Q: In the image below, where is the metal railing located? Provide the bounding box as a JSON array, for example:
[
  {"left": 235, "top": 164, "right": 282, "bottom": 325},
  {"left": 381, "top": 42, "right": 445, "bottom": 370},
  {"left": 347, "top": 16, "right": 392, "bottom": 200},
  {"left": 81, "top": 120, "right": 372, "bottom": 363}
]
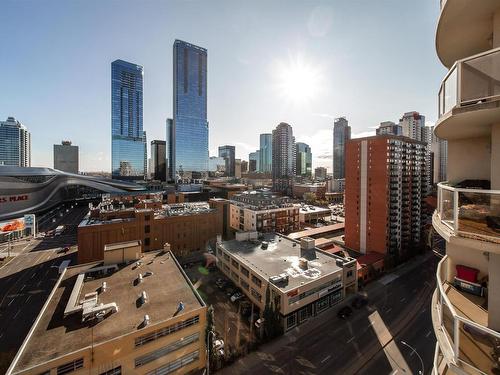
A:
[
  {"left": 435, "top": 256, "right": 500, "bottom": 374},
  {"left": 438, "top": 46, "right": 500, "bottom": 118},
  {"left": 436, "top": 182, "right": 500, "bottom": 243}
]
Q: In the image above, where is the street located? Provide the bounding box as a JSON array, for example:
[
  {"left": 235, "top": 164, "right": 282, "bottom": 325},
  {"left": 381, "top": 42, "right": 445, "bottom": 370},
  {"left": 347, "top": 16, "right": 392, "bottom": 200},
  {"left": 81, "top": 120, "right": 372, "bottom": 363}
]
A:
[{"left": 221, "top": 253, "right": 437, "bottom": 375}]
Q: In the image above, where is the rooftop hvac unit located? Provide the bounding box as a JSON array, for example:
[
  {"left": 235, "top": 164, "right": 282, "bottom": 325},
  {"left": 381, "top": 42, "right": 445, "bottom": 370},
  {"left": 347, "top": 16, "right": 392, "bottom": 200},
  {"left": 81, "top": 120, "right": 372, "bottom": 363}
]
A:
[
  {"left": 299, "top": 258, "right": 308, "bottom": 270},
  {"left": 269, "top": 273, "right": 289, "bottom": 285},
  {"left": 261, "top": 241, "right": 268, "bottom": 250}
]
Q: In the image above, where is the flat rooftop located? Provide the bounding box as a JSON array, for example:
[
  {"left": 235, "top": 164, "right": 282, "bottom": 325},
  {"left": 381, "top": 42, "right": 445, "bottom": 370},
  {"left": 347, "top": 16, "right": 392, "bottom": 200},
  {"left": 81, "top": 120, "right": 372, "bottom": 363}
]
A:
[
  {"left": 219, "top": 234, "right": 353, "bottom": 293},
  {"left": 288, "top": 223, "right": 345, "bottom": 240},
  {"left": 11, "top": 251, "right": 204, "bottom": 373}
]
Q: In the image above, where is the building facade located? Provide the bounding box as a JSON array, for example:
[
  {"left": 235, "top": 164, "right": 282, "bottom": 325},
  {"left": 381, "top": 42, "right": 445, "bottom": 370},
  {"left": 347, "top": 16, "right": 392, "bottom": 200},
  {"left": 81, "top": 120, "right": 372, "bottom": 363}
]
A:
[
  {"left": 272, "top": 123, "right": 295, "bottom": 195},
  {"left": 333, "top": 117, "right": 351, "bottom": 180},
  {"left": 376, "top": 121, "right": 402, "bottom": 136},
  {"left": 259, "top": 133, "right": 272, "bottom": 173},
  {"left": 111, "top": 60, "right": 146, "bottom": 180},
  {"left": 314, "top": 167, "right": 327, "bottom": 180},
  {"left": 0, "top": 116, "right": 30, "bottom": 167},
  {"left": 54, "top": 141, "right": 79, "bottom": 174},
  {"left": 151, "top": 140, "right": 166, "bottom": 181},
  {"left": 431, "top": 2, "right": 500, "bottom": 374},
  {"left": 248, "top": 151, "right": 260, "bottom": 172},
  {"left": 218, "top": 145, "right": 235, "bottom": 177},
  {"left": 173, "top": 40, "right": 208, "bottom": 180},
  {"left": 165, "top": 118, "right": 174, "bottom": 181},
  {"left": 399, "top": 111, "right": 425, "bottom": 141},
  {"left": 295, "top": 142, "right": 312, "bottom": 178},
  {"left": 344, "top": 135, "right": 427, "bottom": 263}
]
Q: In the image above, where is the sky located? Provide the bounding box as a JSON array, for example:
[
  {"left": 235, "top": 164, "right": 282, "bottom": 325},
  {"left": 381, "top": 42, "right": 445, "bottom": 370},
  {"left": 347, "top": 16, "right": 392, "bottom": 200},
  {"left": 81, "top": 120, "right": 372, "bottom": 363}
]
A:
[{"left": 0, "top": 0, "right": 445, "bottom": 172}]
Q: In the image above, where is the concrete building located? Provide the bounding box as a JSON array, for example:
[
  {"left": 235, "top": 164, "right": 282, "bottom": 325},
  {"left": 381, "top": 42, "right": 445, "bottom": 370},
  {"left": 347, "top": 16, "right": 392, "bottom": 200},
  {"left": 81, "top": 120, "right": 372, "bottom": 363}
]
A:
[
  {"left": 332, "top": 178, "right": 345, "bottom": 193},
  {"left": 314, "top": 167, "right": 327, "bottom": 181},
  {"left": 216, "top": 233, "right": 357, "bottom": 331},
  {"left": 218, "top": 145, "right": 235, "bottom": 177},
  {"left": 259, "top": 133, "right": 272, "bottom": 173},
  {"left": 431, "top": 2, "right": 500, "bottom": 374},
  {"left": 249, "top": 151, "right": 260, "bottom": 172},
  {"left": 229, "top": 191, "right": 299, "bottom": 234},
  {"left": 295, "top": 142, "right": 312, "bottom": 178},
  {"left": 344, "top": 135, "right": 427, "bottom": 263},
  {"left": 272, "top": 123, "right": 295, "bottom": 195},
  {"left": 150, "top": 140, "right": 166, "bottom": 181},
  {"left": 53, "top": 140, "right": 79, "bottom": 174},
  {"left": 235, "top": 158, "right": 242, "bottom": 178},
  {"left": 333, "top": 117, "right": 351, "bottom": 180},
  {"left": 77, "top": 198, "right": 221, "bottom": 263},
  {"left": 0, "top": 116, "right": 31, "bottom": 167},
  {"left": 399, "top": 111, "right": 425, "bottom": 141},
  {"left": 208, "top": 156, "right": 225, "bottom": 173},
  {"left": 165, "top": 118, "right": 174, "bottom": 181},
  {"left": 376, "top": 121, "right": 402, "bottom": 136},
  {"left": 6, "top": 250, "right": 207, "bottom": 375},
  {"left": 292, "top": 182, "right": 327, "bottom": 200}
]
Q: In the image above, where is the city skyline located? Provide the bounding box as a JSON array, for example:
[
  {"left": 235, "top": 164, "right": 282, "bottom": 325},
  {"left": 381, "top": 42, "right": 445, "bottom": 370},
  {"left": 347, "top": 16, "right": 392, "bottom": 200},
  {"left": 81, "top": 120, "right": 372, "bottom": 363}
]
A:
[{"left": 0, "top": 0, "right": 443, "bottom": 172}]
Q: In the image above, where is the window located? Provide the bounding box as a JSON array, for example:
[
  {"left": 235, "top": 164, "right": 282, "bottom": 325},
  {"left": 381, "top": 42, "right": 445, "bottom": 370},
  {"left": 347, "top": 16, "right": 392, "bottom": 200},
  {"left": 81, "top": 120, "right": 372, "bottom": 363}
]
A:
[
  {"left": 240, "top": 266, "right": 249, "bottom": 278},
  {"left": 145, "top": 215, "right": 150, "bottom": 221},
  {"left": 250, "top": 288, "right": 262, "bottom": 302},
  {"left": 347, "top": 270, "right": 353, "bottom": 278},
  {"left": 135, "top": 333, "right": 199, "bottom": 368},
  {"left": 135, "top": 316, "right": 199, "bottom": 347},
  {"left": 251, "top": 274, "right": 262, "bottom": 288},
  {"left": 231, "top": 259, "right": 239, "bottom": 269},
  {"left": 145, "top": 225, "right": 150, "bottom": 234},
  {"left": 99, "top": 367, "right": 122, "bottom": 375},
  {"left": 145, "top": 238, "right": 150, "bottom": 246},
  {"left": 241, "top": 280, "right": 249, "bottom": 291},
  {"left": 231, "top": 271, "right": 239, "bottom": 282},
  {"left": 223, "top": 253, "right": 230, "bottom": 261},
  {"left": 298, "top": 305, "right": 312, "bottom": 323},
  {"left": 286, "top": 314, "right": 297, "bottom": 330},
  {"left": 316, "top": 295, "right": 330, "bottom": 314},
  {"left": 57, "top": 358, "right": 84, "bottom": 375},
  {"left": 146, "top": 350, "right": 199, "bottom": 375}
]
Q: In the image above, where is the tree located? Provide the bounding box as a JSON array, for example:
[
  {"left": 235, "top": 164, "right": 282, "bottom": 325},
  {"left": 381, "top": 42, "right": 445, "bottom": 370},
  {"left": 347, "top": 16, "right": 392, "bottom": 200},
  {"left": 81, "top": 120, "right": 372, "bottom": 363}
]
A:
[
  {"left": 303, "top": 192, "right": 317, "bottom": 204},
  {"left": 206, "top": 305, "right": 216, "bottom": 369},
  {"left": 263, "top": 286, "right": 283, "bottom": 341}
]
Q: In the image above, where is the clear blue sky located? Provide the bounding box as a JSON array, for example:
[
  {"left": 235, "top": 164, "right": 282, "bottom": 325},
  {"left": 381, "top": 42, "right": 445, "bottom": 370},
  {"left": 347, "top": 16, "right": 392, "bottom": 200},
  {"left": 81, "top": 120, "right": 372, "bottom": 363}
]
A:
[{"left": 0, "top": 0, "right": 445, "bottom": 172}]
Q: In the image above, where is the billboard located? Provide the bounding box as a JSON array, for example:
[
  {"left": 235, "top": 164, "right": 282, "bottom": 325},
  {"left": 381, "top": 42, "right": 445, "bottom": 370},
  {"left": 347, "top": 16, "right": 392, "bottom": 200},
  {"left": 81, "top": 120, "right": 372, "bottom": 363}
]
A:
[{"left": 0, "top": 217, "right": 25, "bottom": 234}]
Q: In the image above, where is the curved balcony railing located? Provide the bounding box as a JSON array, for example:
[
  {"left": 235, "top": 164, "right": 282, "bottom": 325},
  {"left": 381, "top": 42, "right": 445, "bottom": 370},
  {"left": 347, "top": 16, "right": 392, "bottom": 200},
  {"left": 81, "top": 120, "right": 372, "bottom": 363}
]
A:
[
  {"left": 435, "top": 256, "right": 500, "bottom": 374},
  {"left": 436, "top": 182, "right": 500, "bottom": 243},
  {"left": 438, "top": 46, "right": 500, "bottom": 118}
]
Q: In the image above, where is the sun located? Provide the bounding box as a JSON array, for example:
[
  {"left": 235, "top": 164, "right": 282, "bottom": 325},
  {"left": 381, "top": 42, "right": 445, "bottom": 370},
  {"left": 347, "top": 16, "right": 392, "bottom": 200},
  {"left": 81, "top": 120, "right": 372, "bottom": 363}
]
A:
[{"left": 273, "top": 54, "right": 322, "bottom": 105}]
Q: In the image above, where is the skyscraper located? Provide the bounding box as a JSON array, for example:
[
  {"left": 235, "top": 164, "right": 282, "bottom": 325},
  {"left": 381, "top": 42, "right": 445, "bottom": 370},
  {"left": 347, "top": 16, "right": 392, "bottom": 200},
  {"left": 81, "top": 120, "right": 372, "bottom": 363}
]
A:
[
  {"left": 165, "top": 118, "right": 174, "bottom": 181},
  {"left": 173, "top": 40, "right": 208, "bottom": 180},
  {"left": 218, "top": 145, "right": 235, "bottom": 177},
  {"left": 259, "top": 133, "right": 272, "bottom": 173},
  {"left": 376, "top": 121, "right": 402, "bottom": 136},
  {"left": 0, "top": 116, "right": 30, "bottom": 167},
  {"left": 399, "top": 111, "right": 425, "bottom": 141},
  {"left": 295, "top": 142, "right": 312, "bottom": 177},
  {"left": 54, "top": 141, "right": 78, "bottom": 174},
  {"left": 333, "top": 117, "right": 351, "bottom": 180},
  {"left": 272, "top": 122, "right": 295, "bottom": 194},
  {"left": 151, "top": 140, "right": 166, "bottom": 181},
  {"left": 248, "top": 151, "right": 260, "bottom": 172},
  {"left": 111, "top": 59, "right": 146, "bottom": 180}
]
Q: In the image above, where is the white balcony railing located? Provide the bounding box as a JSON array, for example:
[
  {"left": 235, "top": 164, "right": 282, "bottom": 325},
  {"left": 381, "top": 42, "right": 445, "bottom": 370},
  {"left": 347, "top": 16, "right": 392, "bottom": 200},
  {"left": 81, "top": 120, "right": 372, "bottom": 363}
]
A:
[
  {"left": 436, "top": 182, "right": 500, "bottom": 243},
  {"left": 435, "top": 256, "right": 500, "bottom": 374},
  {"left": 438, "top": 46, "right": 500, "bottom": 118}
]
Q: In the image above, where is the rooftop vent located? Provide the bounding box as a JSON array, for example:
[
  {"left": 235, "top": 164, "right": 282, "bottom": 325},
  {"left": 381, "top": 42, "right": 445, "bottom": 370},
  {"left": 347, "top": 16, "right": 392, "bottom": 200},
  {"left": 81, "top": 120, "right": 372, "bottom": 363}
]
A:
[
  {"left": 299, "top": 258, "right": 308, "bottom": 270},
  {"left": 269, "top": 273, "right": 289, "bottom": 285},
  {"left": 261, "top": 241, "right": 268, "bottom": 250}
]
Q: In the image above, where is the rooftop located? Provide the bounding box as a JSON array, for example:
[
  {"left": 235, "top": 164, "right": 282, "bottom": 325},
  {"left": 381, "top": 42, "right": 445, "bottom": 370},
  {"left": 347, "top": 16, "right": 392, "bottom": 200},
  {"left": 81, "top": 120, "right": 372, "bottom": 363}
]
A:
[
  {"left": 11, "top": 251, "right": 204, "bottom": 373},
  {"left": 219, "top": 233, "right": 354, "bottom": 293},
  {"left": 288, "top": 223, "right": 345, "bottom": 240}
]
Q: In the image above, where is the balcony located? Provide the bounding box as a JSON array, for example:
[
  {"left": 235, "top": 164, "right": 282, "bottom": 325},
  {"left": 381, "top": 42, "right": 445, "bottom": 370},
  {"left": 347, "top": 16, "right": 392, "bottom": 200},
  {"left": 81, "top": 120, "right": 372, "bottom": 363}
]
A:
[
  {"left": 436, "top": 47, "right": 500, "bottom": 140},
  {"left": 435, "top": 182, "right": 500, "bottom": 245},
  {"left": 433, "top": 255, "right": 500, "bottom": 374}
]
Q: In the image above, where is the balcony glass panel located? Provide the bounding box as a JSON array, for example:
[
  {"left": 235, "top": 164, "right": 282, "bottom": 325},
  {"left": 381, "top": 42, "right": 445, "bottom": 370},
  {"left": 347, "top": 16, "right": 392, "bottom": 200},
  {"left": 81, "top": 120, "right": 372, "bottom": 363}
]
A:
[
  {"left": 461, "top": 50, "right": 500, "bottom": 104},
  {"left": 443, "top": 66, "right": 457, "bottom": 116},
  {"left": 439, "top": 187, "right": 455, "bottom": 229},
  {"left": 458, "top": 190, "right": 500, "bottom": 239}
]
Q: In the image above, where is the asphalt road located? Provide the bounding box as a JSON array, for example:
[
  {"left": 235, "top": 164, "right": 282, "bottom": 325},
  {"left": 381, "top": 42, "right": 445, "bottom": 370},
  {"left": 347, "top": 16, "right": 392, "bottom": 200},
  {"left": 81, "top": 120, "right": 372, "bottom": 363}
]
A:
[{"left": 222, "top": 254, "right": 438, "bottom": 375}]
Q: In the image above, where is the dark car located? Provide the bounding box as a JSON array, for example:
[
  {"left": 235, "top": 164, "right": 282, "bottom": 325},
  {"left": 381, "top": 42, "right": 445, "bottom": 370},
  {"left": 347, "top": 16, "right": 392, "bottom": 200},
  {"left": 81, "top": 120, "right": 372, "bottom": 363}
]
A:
[
  {"left": 337, "top": 306, "right": 353, "bottom": 319},
  {"left": 58, "top": 246, "right": 70, "bottom": 254},
  {"left": 351, "top": 296, "right": 368, "bottom": 309}
]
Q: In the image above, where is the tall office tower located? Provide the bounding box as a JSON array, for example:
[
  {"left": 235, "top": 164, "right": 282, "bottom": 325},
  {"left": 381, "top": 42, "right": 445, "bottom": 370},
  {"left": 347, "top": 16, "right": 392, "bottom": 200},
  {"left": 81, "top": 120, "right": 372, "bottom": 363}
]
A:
[
  {"left": 295, "top": 142, "right": 312, "bottom": 177},
  {"left": 173, "top": 40, "right": 208, "bottom": 180},
  {"left": 345, "top": 135, "right": 426, "bottom": 262},
  {"left": 208, "top": 156, "right": 225, "bottom": 173},
  {"left": 218, "top": 145, "right": 235, "bottom": 177},
  {"left": 315, "top": 167, "right": 327, "bottom": 180},
  {"left": 235, "top": 159, "right": 242, "bottom": 178},
  {"left": 54, "top": 141, "right": 78, "bottom": 174},
  {"left": 248, "top": 151, "right": 260, "bottom": 172},
  {"left": 111, "top": 59, "right": 146, "bottom": 180},
  {"left": 333, "top": 117, "right": 351, "bottom": 180},
  {"left": 431, "top": 3, "right": 500, "bottom": 374},
  {"left": 151, "top": 140, "right": 166, "bottom": 181},
  {"left": 399, "top": 111, "right": 425, "bottom": 141},
  {"left": 376, "top": 121, "right": 402, "bottom": 136},
  {"left": 259, "top": 133, "right": 272, "bottom": 173},
  {"left": 272, "top": 122, "right": 295, "bottom": 195},
  {"left": 165, "top": 118, "right": 174, "bottom": 181},
  {"left": 241, "top": 160, "right": 248, "bottom": 174},
  {"left": 0, "top": 116, "right": 31, "bottom": 167}
]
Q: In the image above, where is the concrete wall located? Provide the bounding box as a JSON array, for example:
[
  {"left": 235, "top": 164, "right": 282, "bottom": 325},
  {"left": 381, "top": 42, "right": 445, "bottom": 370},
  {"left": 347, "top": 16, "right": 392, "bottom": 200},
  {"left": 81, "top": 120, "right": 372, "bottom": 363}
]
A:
[{"left": 447, "top": 136, "right": 491, "bottom": 183}]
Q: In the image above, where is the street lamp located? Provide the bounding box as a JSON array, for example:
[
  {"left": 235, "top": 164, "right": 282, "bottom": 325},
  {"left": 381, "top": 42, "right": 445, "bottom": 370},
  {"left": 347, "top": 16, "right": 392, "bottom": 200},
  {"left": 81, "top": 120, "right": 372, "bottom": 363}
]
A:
[
  {"left": 206, "top": 330, "right": 216, "bottom": 375},
  {"left": 400, "top": 340, "right": 424, "bottom": 375}
]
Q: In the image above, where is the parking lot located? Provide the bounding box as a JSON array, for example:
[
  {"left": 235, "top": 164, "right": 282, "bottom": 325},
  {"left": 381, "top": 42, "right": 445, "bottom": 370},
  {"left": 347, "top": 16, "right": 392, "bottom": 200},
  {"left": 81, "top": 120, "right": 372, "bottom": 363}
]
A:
[{"left": 183, "top": 261, "right": 259, "bottom": 362}]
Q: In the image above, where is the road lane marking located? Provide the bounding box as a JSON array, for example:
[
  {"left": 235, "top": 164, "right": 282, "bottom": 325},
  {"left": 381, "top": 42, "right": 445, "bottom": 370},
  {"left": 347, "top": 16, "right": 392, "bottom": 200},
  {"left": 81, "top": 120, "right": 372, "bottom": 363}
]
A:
[
  {"left": 26, "top": 295, "right": 31, "bottom": 303},
  {"left": 400, "top": 298, "right": 406, "bottom": 303},
  {"left": 425, "top": 330, "right": 432, "bottom": 338},
  {"left": 20, "top": 284, "right": 26, "bottom": 291},
  {"left": 386, "top": 308, "right": 392, "bottom": 313},
  {"left": 347, "top": 337, "right": 355, "bottom": 344},
  {"left": 7, "top": 298, "right": 14, "bottom": 306},
  {"left": 321, "top": 355, "right": 331, "bottom": 363},
  {"left": 421, "top": 308, "right": 426, "bottom": 314},
  {"left": 13, "top": 309, "right": 21, "bottom": 319}
]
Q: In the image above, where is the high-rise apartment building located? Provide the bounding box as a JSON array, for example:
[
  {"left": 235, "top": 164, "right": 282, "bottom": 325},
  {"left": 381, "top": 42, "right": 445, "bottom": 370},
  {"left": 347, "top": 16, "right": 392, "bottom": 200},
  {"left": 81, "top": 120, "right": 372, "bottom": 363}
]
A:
[
  {"left": 272, "top": 123, "right": 295, "bottom": 195},
  {"left": 333, "top": 117, "right": 351, "bottom": 180},
  {"left": 376, "top": 121, "right": 402, "bottom": 136},
  {"left": 235, "top": 158, "right": 242, "bottom": 178},
  {"left": 218, "top": 145, "right": 235, "bottom": 177},
  {"left": 345, "top": 135, "right": 426, "bottom": 262},
  {"left": 248, "top": 151, "right": 260, "bottom": 172},
  {"left": 431, "top": 3, "right": 500, "bottom": 374},
  {"left": 54, "top": 141, "right": 78, "bottom": 174},
  {"left": 111, "top": 60, "right": 146, "bottom": 180},
  {"left": 315, "top": 167, "right": 327, "bottom": 180},
  {"left": 259, "top": 133, "right": 272, "bottom": 173},
  {"left": 295, "top": 142, "right": 312, "bottom": 178},
  {"left": 151, "top": 140, "right": 166, "bottom": 181},
  {"left": 173, "top": 40, "right": 208, "bottom": 180},
  {"left": 399, "top": 111, "right": 425, "bottom": 141},
  {"left": 165, "top": 118, "right": 174, "bottom": 181},
  {"left": 0, "top": 116, "right": 31, "bottom": 167}
]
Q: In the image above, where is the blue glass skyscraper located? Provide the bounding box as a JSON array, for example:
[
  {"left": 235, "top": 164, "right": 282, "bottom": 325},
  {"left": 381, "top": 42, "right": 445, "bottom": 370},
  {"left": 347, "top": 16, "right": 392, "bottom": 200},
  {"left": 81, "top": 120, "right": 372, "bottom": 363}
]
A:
[
  {"left": 173, "top": 40, "right": 208, "bottom": 180},
  {"left": 111, "top": 59, "right": 146, "bottom": 180}
]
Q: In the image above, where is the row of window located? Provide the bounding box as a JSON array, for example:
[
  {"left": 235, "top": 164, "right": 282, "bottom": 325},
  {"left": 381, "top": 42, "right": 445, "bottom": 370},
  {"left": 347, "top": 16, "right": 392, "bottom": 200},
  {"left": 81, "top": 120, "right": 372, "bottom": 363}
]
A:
[
  {"left": 135, "top": 333, "right": 199, "bottom": 368},
  {"left": 56, "top": 358, "right": 84, "bottom": 375},
  {"left": 288, "top": 278, "right": 342, "bottom": 305},
  {"left": 146, "top": 350, "right": 200, "bottom": 375},
  {"left": 135, "top": 315, "right": 199, "bottom": 347}
]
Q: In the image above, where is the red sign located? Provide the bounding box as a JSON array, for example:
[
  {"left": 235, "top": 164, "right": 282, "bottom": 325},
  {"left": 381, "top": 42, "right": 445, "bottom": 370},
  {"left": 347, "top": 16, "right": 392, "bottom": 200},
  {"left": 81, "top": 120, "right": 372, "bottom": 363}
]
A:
[{"left": 0, "top": 195, "right": 29, "bottom": 204}]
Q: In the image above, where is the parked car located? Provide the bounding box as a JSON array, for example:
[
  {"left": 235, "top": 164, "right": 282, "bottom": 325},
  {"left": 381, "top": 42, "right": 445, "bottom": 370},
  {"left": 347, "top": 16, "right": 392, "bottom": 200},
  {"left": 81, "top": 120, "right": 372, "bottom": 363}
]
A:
[
  {"left": 213, "top": 339, "right": 225, "bottom": 357},
  {"left": 58, "top": 246, "right": 70, "bottom": 254},
  {"left": 230, "top": 292, "right": 244, "bottom": 303},
  {"left": 337, "top": 306, "right": 353, "bottom": 319}
]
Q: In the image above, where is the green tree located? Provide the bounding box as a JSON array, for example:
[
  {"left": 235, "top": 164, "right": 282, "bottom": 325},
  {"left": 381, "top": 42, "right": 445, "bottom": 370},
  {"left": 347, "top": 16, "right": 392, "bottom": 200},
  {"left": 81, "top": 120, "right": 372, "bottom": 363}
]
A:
[{"left": 206, "top": 305, "right": 216, "bottom": 369}]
